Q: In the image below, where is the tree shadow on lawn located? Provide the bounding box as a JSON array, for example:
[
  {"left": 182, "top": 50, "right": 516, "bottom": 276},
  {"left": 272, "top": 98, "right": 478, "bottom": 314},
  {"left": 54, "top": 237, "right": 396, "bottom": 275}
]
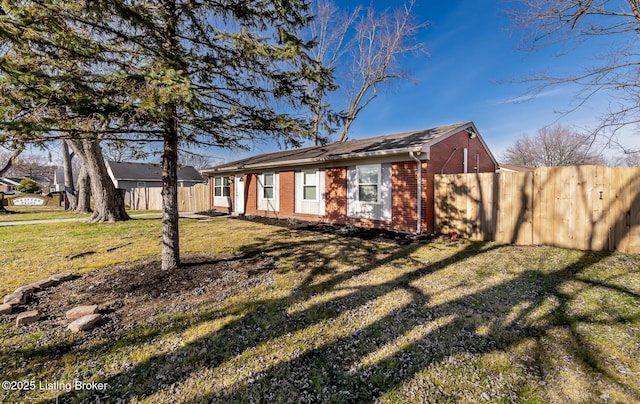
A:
[{"left": 47, "top": 233, "right": 638, "bottom": 403}]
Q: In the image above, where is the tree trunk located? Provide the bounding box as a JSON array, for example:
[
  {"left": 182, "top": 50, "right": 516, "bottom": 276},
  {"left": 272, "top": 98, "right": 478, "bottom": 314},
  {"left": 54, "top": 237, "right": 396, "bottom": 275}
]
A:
[
  {"left": 74, "top": 163, "right": 92, "bottom": 214},
  {"left": 68, "top": 138, "right": 128, "bottom": 221},
  {"left": 61, "top": 140, "right": 78, "bottom": 211},
  {"left": 82, "top": 139, "right": 129, "bottom": 222},
  {"left": 161, "top": 111, "right": 180, "bottom": 271}
]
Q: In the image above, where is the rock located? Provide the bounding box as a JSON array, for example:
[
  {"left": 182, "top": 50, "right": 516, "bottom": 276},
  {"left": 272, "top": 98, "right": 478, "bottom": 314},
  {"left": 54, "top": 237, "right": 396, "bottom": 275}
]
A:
[
  {"left": 67, "top": 314, "right": 102, "bottom": 332},
  {"left": 0, "top": 303, "right": 12, "bottom": 315},
  {"left": 14, "top": 284, "right": 38, "bottom": 296},
  {"left": 3, "top": 291, "right": 26, "bottom": 306},
  {"left": 15, "top": 310, "right": 40, "bottom": 326},
  {"left": 30, "top": 278, "right": 55, "bottom": 289},
  {"left": 65, "top": 305, "right": 99, "bottom": 321},
  {"left": 49, "top": 273, "right": 74, "bottom": 283}
]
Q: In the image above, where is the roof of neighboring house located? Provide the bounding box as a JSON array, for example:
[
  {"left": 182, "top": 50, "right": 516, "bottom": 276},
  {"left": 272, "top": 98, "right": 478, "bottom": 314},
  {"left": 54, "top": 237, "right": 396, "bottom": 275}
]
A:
[
  {"left": 498, "top": 164, "right": 536, "bottom": 172},
  {"left": 203, "top": 122, "right": 494, "bottom": 174},
  {"left": 0, "top": 177, "right": 21, "bottom": 186},
  {"left": 106, "top": 161, "right": 205, "bottom": 182},
  {"left": 53, "top": 166, "right": 79, "bottom": 185}
]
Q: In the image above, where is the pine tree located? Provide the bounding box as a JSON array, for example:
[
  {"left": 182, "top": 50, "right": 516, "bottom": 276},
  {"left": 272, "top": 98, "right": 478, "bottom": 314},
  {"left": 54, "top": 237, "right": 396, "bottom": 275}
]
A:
[{"left": 1, "top": 0, "right": 328, "bottom": 270}]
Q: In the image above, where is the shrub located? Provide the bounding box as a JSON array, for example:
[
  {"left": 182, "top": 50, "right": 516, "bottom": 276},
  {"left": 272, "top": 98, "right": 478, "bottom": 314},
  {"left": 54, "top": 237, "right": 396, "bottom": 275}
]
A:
[{"left": 16, "top": 178, "right": 41, "bottom": 193}]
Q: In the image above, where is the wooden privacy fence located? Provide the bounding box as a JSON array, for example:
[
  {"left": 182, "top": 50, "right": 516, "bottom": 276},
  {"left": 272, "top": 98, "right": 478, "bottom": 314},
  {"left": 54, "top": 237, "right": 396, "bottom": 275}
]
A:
[
  {"left": 126, "top": 183, "right": 209, "bottom": 212},
  {"left": 435, "top": 165, "right": 640, "bottom": 254}
]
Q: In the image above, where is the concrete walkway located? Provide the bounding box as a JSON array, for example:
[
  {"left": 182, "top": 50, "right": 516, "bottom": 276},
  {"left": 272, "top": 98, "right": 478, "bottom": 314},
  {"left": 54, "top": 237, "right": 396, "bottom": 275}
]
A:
[{"left": 0, "top": 212, "right": 219, "bottom": 227}]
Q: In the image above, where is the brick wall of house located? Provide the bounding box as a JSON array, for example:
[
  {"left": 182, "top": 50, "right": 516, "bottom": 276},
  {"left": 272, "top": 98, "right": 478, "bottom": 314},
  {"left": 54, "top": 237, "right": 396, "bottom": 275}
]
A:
[
  {"left": 325, "top": 167, "right": 347, "bottom": 223},
  {"left": 391, "top": 161, "right": 418, "bottom": 232},
  {"left": 208, "top": 129, "right": 495, "bottom": 234},
  {"left": 422, "top": 130, "right": 496, "bottom": 233}
]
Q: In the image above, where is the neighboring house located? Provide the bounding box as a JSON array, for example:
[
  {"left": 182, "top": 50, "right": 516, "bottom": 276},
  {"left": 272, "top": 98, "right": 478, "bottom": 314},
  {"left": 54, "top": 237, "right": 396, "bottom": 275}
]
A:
[
  {"left": 498, "top": 164, "right": 535, "bottom": 173},
  {"left": 106, "top": 161, "right": 206, "bottom": 209},
  {"left": 106, "top": 161, "right": 205, "bottom": 190},
  {"left": 0, "top": 176, "right": 51, "bottom": 193},
  {"left": 51, "top": 166, "right": 79, "bottom": 192},
  {"left": 201, "top": 122, "right": 498, "bottom": 234},
  {"left": 0, "top": 177, "right": 21, "bottom": 193}
]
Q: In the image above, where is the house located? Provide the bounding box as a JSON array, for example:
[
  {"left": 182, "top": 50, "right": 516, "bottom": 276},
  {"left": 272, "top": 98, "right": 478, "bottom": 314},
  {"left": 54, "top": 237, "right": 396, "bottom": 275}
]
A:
[
  {"left": 106, "top": 161, "right": 206, "bottom": 209},
  {"left": 0, "top": 177, "right": 21, "bottom": 193},
  {"left": 51, "top": 166, "right": 79, "bottom": 193},
  {"left": 201, "top": 122, "right": 498, "bottom": 234},
  {"left": 498, "top": 163, "right": 535, "bottom": 173},
  {"left": 106, "top": 161, "right": 205, "bottom": 190}
]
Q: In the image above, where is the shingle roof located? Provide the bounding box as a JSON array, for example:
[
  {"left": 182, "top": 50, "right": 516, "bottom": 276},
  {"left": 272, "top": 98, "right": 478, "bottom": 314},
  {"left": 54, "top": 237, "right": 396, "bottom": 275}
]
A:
[
  {"left": 203, "top": 122, "right": 472, "bottom": 173},
  {"left": 107, "top": 161, "right": 204, "bottom": 182}
]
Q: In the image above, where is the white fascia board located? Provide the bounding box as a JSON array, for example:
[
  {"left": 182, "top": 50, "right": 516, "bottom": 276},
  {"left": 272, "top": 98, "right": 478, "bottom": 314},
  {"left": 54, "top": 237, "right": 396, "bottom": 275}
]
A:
[{"left": 203, "top": 146, "right": 423, "bottom": 175}]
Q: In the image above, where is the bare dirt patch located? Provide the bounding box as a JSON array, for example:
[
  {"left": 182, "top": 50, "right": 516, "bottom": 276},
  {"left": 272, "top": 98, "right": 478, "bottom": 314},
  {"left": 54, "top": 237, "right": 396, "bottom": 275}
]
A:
[{"left": 5, "top": 253, "right": 277, "bottom": 338}]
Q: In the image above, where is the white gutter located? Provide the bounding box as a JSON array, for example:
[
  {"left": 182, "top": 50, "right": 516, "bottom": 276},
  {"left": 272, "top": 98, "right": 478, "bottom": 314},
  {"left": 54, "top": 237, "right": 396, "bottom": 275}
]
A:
[{"left": 409, "top": 151, "right": 422, "bottom": 234}]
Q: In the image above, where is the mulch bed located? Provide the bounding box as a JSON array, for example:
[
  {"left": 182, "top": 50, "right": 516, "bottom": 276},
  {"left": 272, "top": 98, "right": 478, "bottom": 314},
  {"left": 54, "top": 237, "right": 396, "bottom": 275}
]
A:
[{"left": 235, "top": 215, "right": 428, "bottom": 245}]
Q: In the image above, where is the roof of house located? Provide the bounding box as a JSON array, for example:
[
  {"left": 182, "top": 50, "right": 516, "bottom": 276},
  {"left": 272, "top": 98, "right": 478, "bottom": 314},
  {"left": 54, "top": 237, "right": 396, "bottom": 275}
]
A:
[
  {"left": 203, "top": 122, "right": 488, "bottom": 174},
  {"left": 0, "top": 177, "right": 21, "bottom": 186},
  {"left": 106, "top": 161, "right": 205, "bottom": 182},
  {"left": 498, "top": 164, "right": 536, "bottom": 172}
]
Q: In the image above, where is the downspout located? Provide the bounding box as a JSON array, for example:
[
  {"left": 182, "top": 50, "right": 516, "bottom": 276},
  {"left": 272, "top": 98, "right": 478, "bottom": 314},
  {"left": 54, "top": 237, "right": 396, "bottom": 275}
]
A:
[{"left": 409, "top": 151, "right": 422, "bottom": 234}]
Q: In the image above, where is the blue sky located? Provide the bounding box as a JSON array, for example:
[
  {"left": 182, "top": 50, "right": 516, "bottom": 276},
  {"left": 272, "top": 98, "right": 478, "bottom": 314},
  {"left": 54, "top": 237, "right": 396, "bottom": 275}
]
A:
[{"left": 214, "top": 0, "right": 640, "bottom": 165}]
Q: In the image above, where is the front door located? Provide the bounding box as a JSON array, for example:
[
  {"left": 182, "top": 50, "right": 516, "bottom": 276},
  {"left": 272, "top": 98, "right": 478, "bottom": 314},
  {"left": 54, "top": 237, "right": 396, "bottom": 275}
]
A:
[{"left": 235, "top": 175, "right": 245, "bottom": 215}]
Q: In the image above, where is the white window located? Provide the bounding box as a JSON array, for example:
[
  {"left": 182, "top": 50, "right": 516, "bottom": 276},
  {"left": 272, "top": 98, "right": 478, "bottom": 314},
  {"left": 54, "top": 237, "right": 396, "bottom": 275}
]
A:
[
  {"left": 347, "top": 164, "right": 391, "bottom": 220},
  {"left": 214, "top": 176, "right": 231, "bottom": 197},
  {"left": 263, "top": 173, "right": 275, "bottom": 199},
  {"left": 258, "top": 172, "right": 279, "bottom": 211},
  {"left": 357, "top": 165, "right": 379, "bottom": 203},
  {"left": 295, "top": 169, "right": 325, "bottom": 215},
  {"left": 303, "top": 170, "right": 318, "bottom": 201}
]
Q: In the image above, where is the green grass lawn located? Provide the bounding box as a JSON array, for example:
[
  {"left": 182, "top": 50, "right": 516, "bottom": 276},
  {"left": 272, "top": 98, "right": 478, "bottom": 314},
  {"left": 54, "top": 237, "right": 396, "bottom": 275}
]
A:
[
  {"left": 0, "top": 217, "right": 638, "bottom": 403},
  {"left": 0, "top": 206, "right": 161, "bottom": 222}
]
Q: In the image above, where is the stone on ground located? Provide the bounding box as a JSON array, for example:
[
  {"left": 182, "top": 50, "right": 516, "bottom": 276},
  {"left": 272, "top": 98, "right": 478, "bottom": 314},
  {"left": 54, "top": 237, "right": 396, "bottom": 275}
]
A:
[
  {"left": 30, "top": 278, "right": 56, "bottom": 289},
  {"left": 3, "top": 291, "right": 26, "bottom": 306},
  {"left": 67, "top": 314, "right": 102, "bottom": 332},
  {"left": 0, "top": 303, "right": 12, "bottom": 315},
  {"left": 15, "top": 310, "right": 40, "bottom": 326},
  {"left": 49, "top": 273, "right": 73, "bottom": 283},
  {"left": 65, "top": 305, "right": 99, "bottom": 321},
  {"left": 14, "top": 284, "right": 38, "bottom": 296}
]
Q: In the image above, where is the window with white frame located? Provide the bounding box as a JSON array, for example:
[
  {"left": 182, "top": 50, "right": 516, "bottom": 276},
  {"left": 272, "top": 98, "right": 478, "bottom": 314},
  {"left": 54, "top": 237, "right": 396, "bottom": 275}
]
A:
[
  {"left": 357, "top": 165, "right": 379, "bottom": 202},
  {"left": 347, "top": 164, "right": 391, "bottom": 221},
  {"left": 263, "top": 173, "right": 275, "bottom": 199},
  {"left": 303, "top": 170, "right": 318, "bottom": 201},
  {"left": 213, "top": 176, "right": 231, "bottom": 197},
  {"left": 258, "top": 172, "right": 279, "bottom": 211}
]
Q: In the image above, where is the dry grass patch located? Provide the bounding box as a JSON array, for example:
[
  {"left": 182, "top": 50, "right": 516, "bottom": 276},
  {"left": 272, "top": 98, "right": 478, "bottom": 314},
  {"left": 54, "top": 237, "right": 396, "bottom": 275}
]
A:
[{"left": 0, "top": 218, "right": 638, "bottom": 403}]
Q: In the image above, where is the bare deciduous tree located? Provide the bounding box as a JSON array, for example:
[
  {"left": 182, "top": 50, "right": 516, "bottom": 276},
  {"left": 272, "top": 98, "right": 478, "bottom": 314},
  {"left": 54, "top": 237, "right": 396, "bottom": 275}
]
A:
[
  {"left": 503, "top": 124, "right": 605, "bottom": 167},
  {"left": 304, "top": 0, "right": 357, "bottom": 145},
  {"left": 304, "top": 0, "right": 428, "bottom": 144},
  {"left": 0, "top": 145, "right": 24, "bottom": 177},
  {"left": 510, "top": 0, "right": 640, "bottom": 146},
  {"left": 338, "top": 0, "right": 428, "bottom": 142}
]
